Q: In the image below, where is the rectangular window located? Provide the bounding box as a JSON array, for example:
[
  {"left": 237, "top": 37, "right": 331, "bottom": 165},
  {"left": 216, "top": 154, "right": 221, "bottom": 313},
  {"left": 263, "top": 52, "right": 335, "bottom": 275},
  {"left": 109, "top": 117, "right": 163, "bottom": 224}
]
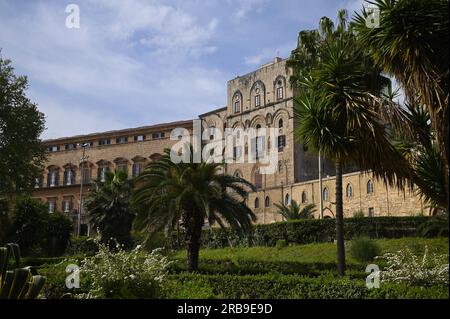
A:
[
  {"left": 234, "top": 101, "right": 241, "bottom": 113},
  {"left": 117, "top": 163, "right": 128, "bottom": 174},
  {"left": 251, "top": 137, "right": 265, "bottom": 159},
  {"left": 63, "top": 198, "right": 72, "bottom": 213},
  {"left": 132, "top": 163, "right": 143, "bottom": 178},
  {"left": 255, "top": 95, "right": 261, "bottom": 107},
  {"left": 233, "top": 146, "right": 242, "bottom": 160},
  {"left": 152, "top": 132, "right": 165, "bottom": 139},
  {"left": 98, "top": 139, "right": 111, "bottom": 146},
  {"left": 98, "top": 167, "right": 108, "bottom": 182},
  {"left": 277, "top": 87, "right": 284, "bottom": 100},
  {"left": 82, "top": 166, "right": 91, "bottom": 184},
  {"left": 48, "top": 171, "right": 59, "bottom": 187},
  {"left": 48, "top": 199, "right": 56, "bottom": 213},
  {"left": 368, "top": 207, "right": 375, "bottom": 217},
  {"left": 65, "top": 143, "right": 77, "bottom": 150},
  {"left": 48, "top": 145, "right": 60, "bottom": 152},
  {"left": 134, "top": 135, "right": 145, "bottom": 142},
  {"left": 278, "top": 135, "right": 286, "bottom": 151},
  {"left": 116, "top": 136, "right": 128, "bottom": 144}
]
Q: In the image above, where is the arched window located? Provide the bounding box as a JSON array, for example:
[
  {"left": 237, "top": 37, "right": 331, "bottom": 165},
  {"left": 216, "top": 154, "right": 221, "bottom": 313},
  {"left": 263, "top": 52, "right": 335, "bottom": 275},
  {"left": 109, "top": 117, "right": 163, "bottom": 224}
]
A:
[
  {"left": 254, "top": 197, "right": 260, "bottom": 208},
  {"left": 233, "top": 92, "right": 241, "bottom": 113},
  {"left": 97, "top": 163, "right": 110, "bottom": 183},
  {"left": 323, "top": 187, "right": 329, "bottom": 201},
  {"left": 367, "top": 180, "right": 374, "bottom": 194},
  {"left": 285, "top": 194, "right": 290, "bottom": 205},
  {"left": 346, "top": 183, "right": 353, "bottom": 198},
  {"left": 234, "top": 170, "right": 241, "bottom": 178},
  {"left": 301, "top": 191, "right": 307, "bottom": 203},
  {"left": 278, "top": 118, "right": 283, "bottom": 128},
  {"left": 265, "top": 196, "right": 271, "bottom": 207}
]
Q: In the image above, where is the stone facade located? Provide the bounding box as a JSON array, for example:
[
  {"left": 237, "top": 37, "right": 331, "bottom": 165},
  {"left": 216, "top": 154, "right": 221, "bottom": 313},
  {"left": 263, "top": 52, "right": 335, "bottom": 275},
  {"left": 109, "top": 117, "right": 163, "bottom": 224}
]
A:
[{"left": 33, "top": 57, "right": 424, "bottom": 233}]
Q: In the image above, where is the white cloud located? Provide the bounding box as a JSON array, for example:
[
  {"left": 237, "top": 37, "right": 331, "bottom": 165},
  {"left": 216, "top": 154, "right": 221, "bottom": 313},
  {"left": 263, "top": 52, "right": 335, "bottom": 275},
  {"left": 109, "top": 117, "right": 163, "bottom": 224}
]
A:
[
  {"left": 244, "top": 42, "right": 296, "bottom": 66},
  {"left": 0, "top": 0, "right": 227, "bottom": 139},
  {"left": 230, "top": 0, "right": 270, "bottom": 19}
]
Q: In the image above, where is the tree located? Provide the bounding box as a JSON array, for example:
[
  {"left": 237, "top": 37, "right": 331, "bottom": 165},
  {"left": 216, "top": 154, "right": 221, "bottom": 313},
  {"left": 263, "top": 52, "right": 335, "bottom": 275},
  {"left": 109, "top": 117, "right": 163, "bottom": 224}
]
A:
[
  {"left": 85, "top": 170, "right": 136, "bottom": 248},
  {"left": 275, "top": 200, "right": 316, "bottom": 220},
  {"left": 289, "top": 10, "right": 400, "bottom": 276},
  {"left": 133, "top": 149, "right": 256, "bottom": 272},
  {"left": 9, "top": 196, "right": 48, "bottom": 255},
  {"left": 353, "top": 0, "right": 449, "bottom": 212},
  {"left": 0, "top": 52, "right": 46, "bottom": 198},
  {"left": 45, "top": 212, "right": 73, "bottom": 256}
]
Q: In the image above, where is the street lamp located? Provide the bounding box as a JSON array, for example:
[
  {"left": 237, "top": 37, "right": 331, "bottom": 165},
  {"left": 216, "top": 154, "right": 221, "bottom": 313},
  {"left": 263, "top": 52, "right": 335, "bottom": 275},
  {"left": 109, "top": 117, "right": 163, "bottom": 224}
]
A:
[{"left": 77, "top": 143, "right": 90, "bottom": 237}]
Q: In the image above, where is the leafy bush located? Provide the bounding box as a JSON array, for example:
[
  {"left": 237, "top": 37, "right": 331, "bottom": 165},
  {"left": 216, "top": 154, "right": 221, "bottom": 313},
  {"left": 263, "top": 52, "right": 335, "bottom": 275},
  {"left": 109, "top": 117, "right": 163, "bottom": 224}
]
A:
[
  {"left": 168, "top": 216, "right": 444, "bottom": 249},
  {"left": 79, "top": 241, "right": 171, "bottom": 298},
  {"left": 349, "top": 237, "right": 380, "bottom": 263},
  {"left": 353, "top": 210, "right": 365, "bottom": 218},
  {"left": 417, "top": 217, "right": 449, "bottom": 237},
  {"left": 276, "top": 239, "right": 287, "bottom": 250},
  {"left": 377, "top": 246, "right": 449, "bottom": 286},
  {"left": 65, "top": 236, "right": 99, "bottom": 256}
]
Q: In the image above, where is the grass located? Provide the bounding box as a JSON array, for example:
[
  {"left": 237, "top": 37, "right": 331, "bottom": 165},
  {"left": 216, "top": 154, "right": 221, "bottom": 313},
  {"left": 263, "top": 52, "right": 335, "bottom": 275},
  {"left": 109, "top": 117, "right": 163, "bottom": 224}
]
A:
[{"left": 171, "top": 237, "right": 449, "bottom": 265}]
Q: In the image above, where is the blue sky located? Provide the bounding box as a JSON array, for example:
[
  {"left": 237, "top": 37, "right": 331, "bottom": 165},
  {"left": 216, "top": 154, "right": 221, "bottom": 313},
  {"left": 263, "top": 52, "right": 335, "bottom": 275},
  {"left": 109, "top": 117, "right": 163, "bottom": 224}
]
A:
[{"left": 0, "top": 0, "right": 365, "bottom": 139}]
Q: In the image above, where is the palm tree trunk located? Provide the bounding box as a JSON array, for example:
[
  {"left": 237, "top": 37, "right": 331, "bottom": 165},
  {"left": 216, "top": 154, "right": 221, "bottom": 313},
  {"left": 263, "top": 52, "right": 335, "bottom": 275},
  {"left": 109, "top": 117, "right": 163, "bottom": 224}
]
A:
[
  {"left": 185, "top": 216, "right": 203, "bottom": 272},
  {"left": 335, "top": 160, "right": 346, "bottom": 276}
]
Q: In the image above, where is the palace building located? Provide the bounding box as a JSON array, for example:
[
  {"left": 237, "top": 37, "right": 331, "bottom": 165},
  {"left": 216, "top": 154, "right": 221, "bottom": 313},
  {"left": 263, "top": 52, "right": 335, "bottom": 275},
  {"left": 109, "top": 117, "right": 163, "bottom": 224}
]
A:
[{"left": 32, "top": 57, "right": 425, "bottom": 234}]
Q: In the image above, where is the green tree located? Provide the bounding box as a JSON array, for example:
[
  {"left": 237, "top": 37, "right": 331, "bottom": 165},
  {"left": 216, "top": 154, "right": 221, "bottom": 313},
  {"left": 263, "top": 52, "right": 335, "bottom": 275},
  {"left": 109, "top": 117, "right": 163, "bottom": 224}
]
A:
[
  {"left": 289, "top": 10, "right": 400, "bottom": 276},
  {"left": 275, "top": 200, "right": 316, "bottom": 220},
  {"left": 85, "top": 170, "right": 136, "bottom": 248},
  {"left": 133, "top": 149, "right": 256, "bottom": 272},
  {"left": 45, "top": 212, "right": 73, "bottom": 256},
  {"left": 353, "top": 0, "right": 449, "bottom": 212},
  {"left": 10, "top": 196, "right": 48, "bottom": 255},
  {"left": 0, "top": 52, "right": 46, "bottom": 198}
]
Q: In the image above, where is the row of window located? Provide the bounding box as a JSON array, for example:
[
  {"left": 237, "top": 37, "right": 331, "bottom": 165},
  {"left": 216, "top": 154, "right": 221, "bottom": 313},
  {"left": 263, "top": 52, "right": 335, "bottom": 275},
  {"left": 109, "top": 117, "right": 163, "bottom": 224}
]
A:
[
  {"left": 37, "top": 162, "right": 147, "bottom": 188},
  {"left": 47, "top": 197, "right": 74, "bottom": 213},
  {"left": 252, "top": 181, "right": 376, "bottom": 209},
  {"left": 47, "top": 133, "right": 165, "bottom": 153},
  {"left": 233, "top": 80, "right": 285, "bottom": 114}
]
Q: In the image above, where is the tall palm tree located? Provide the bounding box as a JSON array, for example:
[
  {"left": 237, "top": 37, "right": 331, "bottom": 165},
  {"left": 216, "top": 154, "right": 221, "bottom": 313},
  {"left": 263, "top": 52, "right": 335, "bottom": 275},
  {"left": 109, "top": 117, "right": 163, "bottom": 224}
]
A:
[
  {"left": 85, "top": 170, "right": 136, "bottom": 247},
  {"left": 133, "top": 149, "right": 256, "bottom": 272},
  {"left": 290, "top": 9, "right": 404, "bottom": 276},
  {"left": 275, "top": 200, "right": 316, "bottom": 220},
  {"left": 353, "top": 0, "right": 449, "bottom": 212}
]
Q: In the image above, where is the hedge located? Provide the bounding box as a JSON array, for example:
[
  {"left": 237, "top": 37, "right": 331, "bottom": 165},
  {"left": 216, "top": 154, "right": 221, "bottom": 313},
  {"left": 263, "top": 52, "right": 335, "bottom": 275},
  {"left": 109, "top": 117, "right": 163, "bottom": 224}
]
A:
[
  {"left": 170, "top": 258, "right": 365, "bottom": 278},
  {"left": 167, "top": 216, "right": 448, "bottom": 249},
  {"left": 164, "top": 273, "right": 449, "bottom": 299}
]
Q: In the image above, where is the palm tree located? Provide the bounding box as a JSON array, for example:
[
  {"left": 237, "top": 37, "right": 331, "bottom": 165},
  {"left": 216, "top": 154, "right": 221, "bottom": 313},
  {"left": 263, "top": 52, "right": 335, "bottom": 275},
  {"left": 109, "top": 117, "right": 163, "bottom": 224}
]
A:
[
  {"left": 275, "top": 200, "right": 316, "bottom": 220},
  {"left": 353, "top": 0, "right": 449, "bottom": 212},
  {"left": 133, "top": 149, "right": 256, "bottom": 272},
  {"left": 85, "top": 170, "right": 136, "bottom": 247},
  {"left": 290, "top": 9, "right": 404, "bottom": 276}
]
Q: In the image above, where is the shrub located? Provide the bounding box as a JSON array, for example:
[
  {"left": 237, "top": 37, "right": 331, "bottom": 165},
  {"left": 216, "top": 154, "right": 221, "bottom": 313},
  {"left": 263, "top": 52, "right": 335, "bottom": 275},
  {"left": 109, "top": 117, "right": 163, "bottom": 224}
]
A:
[
  {"left": 353, "top": 210, "right": 365, "bottom": 218},
  {"left": 65, "top": 236, "right": 99, "bottom": 256},
  {"left": 377, "top": 246, "right": 449, "bottom": 286},
  {"left": 276, "top": 239, "right": 287, "bottom": 250},
  {"left": 168, "top": 216, "right": 443, "bottom": 249},
  {"left": 79, "top": 241, "right": 171, "bottom": 298},
  {"left": 349, "top": 237, "right": 380, "bottom": 263}
]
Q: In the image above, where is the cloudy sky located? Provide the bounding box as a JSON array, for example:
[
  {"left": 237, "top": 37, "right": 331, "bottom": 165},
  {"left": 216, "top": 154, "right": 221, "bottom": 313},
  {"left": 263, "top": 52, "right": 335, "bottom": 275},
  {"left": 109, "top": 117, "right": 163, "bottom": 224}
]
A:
[{"left": 0, "top": 0, "right": 365, "bottom": 139}]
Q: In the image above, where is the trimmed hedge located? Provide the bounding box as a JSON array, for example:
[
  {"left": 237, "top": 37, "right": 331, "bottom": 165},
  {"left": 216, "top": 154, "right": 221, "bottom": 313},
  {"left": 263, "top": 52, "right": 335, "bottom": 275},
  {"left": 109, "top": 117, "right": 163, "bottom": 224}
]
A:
[
  {"left": 164, "top": 273, "right": 449, "bottom": 299},
  {"left": 170, "top": 258, "right": 365, "bottom": 277},
  {"left": 168, "top": 216, "right": 447, "bottom": 249}
]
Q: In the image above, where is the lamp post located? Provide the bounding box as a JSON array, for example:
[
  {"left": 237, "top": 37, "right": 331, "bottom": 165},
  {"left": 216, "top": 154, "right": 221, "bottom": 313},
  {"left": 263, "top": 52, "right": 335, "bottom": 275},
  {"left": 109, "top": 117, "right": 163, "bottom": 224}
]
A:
[{"left": 77, "top": 143, "right": 90, "bottom": 237}]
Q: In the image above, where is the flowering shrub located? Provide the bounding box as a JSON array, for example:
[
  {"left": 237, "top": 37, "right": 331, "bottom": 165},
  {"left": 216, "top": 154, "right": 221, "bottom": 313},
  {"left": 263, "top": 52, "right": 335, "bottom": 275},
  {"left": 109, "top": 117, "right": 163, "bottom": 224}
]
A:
[
  {"left": 79, "top": 241, "right": 171, "bottom": 298},
  {"left": 377, "top": 246, "right": 449, "bottom": 286}
]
